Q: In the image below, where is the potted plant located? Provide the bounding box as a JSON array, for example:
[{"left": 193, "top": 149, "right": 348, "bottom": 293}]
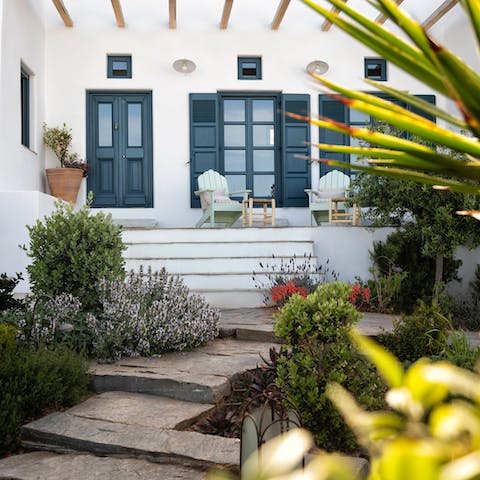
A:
[{"left": 43, "top": 123, "right": 88, "bottom": 203}]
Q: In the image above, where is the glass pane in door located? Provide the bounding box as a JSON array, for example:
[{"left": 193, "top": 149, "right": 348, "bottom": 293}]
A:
[
  {"left": 253, "top": 150, "right": 274, "bottom": 171},
  {"left": 254, "top": 175, "right": 275, "bottom": 197},
  {"left": 127, "top": 103, "right": 142, "bottom": 147},
  {"left": 224, "top": 100, "right": 245, "bottom": 122},
  {"left": 225, "top": 150, "right": 246, "bottom": 172},
  {"left": 98, "top": 103, "right": 112, "bottom": 147},
  {"left": 225, "top": 175, "right": 246, "bottom": 193},
  {"left": 252, "top": 100, "right": 274, "bottom": 122},
  {"left": 253, "top": 125, "right": 274, "bottom": 146},
  {"left": 224, "top": 125, "right": 245, "bottom": 146}
]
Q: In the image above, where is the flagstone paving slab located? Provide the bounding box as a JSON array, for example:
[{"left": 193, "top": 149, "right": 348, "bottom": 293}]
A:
[
  {"left": 22, "top": 412, "right": 239, "bottom": 470},
  {"left": 92, "top": 339, "right": 274, "bottom": 403},
  {"left": 0, "top": 452, "right": 208, "bottom": 480},
  {"left": 67, "top": 391, "right": 215, "bottom": 430}
]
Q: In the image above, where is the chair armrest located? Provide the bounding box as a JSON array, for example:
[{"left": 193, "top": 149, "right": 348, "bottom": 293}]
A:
[
  {"left": 229, "top": 190, "right": 252, "bottom": 196},
  {"left": 194, "top": 189, "right": 215, "bottom": 196},
  {"left": 304, "top": 189, "right": 319, "bottom": 205},
  {"left": 230, "top": 190, "right": 252, "bottom": 201}
]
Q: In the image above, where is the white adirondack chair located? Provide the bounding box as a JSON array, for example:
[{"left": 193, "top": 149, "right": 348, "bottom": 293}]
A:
[
  {"left": 194, "top": 170, "right": 251, "bottom": 227},
  {"left": 305, "top": 169, "right": 355, "bottom": 225}
]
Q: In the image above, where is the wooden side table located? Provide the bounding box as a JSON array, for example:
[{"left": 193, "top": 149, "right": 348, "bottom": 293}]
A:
[
  {"left": 329, "top": 198, "right": 361, "bottom": 225},
  {"left": 242, "top": 198, "right": 276, "bottom": 227}
]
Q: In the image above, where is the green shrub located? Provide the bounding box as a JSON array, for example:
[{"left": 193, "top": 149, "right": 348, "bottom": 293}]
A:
[
  {"left": 274, "top": 281, "right": 358, "bottom": 345},
  {"left": 377, "top": 302, "right": 451, "bottom": 364},
  {"left": 0, "top": 273, "right": 23, "bottom": 312},
  {"left": 23, "top": 200, "right": 125, "bottom": 311},
  {"left": 372, "top": 230, "right": 461, "bottom": 313},
  {"left": 0, "top": 335, "right": 89, "bottom": 456},
  {"left": 274, "top": 282, "right": 386, "bottom": 453}
]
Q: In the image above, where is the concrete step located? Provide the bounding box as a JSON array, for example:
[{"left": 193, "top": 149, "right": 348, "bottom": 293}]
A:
[
  {"left": 122, "top": 227, "right": 316, "bottom": 244},
  {"left": 21, "top": 413, "right": 239, "bottom": 470},
  {"left": 91, "top": 339, "right": 275, "bottom": 403},
  {"left": 199, "top": 289, "right": 266, "bottom": 308},
  {"left": 182, "top": 273, "right": 263, "bottom": 291},
  {"left": 0, "top": 452, "right": 207, "bottom": 480},
  {"left": 66, "top": 391, "right": 215, "bottom": 431},
  {"left": 124, "top": 241, "right": 314, "bottom": 259},
  {"left": 125, "top": 255, "right": 318, "bottom": 275}
]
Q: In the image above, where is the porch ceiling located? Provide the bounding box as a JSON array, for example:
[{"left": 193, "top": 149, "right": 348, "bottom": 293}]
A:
[{"left": 29, "top": 0, "right": 461, "bottom": 33}]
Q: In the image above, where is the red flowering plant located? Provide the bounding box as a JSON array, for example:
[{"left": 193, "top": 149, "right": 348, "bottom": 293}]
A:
[
  {"left": 271, "top": 280, "right": 308, "bottom": 306},
  {"left": 349, "top": 282, "right": 371, "bottom": 311},
  {"left": 252, "top": 254, "right": 338, "bottom": 307}
]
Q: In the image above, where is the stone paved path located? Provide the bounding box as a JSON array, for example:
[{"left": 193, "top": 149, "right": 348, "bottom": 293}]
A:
[{"left": 0, "top": 307, "right": 396, "bottom": 479}]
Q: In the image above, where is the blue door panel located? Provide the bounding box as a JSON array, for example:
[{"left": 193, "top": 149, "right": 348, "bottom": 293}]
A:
[{"left": 87, "top": 92, "right": 153, "bottom": 208}]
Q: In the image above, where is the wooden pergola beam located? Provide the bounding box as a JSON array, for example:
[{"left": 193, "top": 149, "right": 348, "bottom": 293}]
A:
[
  {"left": 220, "top": 0, "right": 234, "bottom": 30},
  {"left": 111, "top": 0, "right": 125, "bottom": 28},
  {"left": 375, "top": 0, "right": 404, "bottom": 25},
  {"left": 169, "top": 0, "right": 176, "bottom": 29},
  {"left": 51, "top": 0, "right": 73, "bottom": 27},
  {"left": 321, "top": 0, "right": 347, "bottom": 32},
  {"left": 422, "top": 0, "right": 459, "bottom": 30},
  {"left": 271, "top": 0, "right": 291, "bottom": 31}
]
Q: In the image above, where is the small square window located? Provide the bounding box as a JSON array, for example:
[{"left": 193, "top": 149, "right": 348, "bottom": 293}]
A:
[
  {"left": 238, "top": 57, "right": 262, "bottom": 80},
  {"left": 107, "top": 55, "right": 132, "bottom": 79},
  {"left": 364, "top": 58, "right": 387, "bottom": 81}
]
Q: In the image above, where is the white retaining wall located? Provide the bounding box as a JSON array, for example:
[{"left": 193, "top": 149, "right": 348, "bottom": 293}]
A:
[{"left": 0, "top": 191, "right": 57, "bottom": 292}]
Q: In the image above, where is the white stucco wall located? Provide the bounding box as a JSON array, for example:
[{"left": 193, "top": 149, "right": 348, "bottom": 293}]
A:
[
  {"left": 0, "top": 191, "right": 57, "bottom": 292},
  {"left": 0, "top": 0, "right": 46, "bottom": 192},
  {"left": 42, "top": 6, "right": 436, "bottom": 227}
]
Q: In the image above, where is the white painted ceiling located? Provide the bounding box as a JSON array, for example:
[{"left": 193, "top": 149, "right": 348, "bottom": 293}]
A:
[{"left": 26, "top": 0, "right": 463, "bottom": 32}]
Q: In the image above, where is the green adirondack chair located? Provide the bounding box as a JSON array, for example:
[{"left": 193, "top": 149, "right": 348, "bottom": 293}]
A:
[
  {"left": 305, "top": 170, "right": 352, "bottom": 225},
  {"left": 194, "top": 170, "right": 251, "bottom": 227}
]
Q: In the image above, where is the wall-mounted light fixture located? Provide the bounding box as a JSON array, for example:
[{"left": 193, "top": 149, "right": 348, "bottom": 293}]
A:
[
  {"left": 172, "top": 59, "right": 196, "bottom": 74},
  {"left": 306, "top": 60, "right": 329, "bottom": 75}
]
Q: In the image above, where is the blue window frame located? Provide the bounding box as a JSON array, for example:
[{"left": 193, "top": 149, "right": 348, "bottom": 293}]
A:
[
  {"left": 364, "top": 58, "right": 387, "bottom": 81},
  {"left": 107, "top": 55, "right": 132, "bottom": 79},
  {"left": 237, "top": 57, "right": 262, "bottom": 80},
  {"left": 189, "top": 92, "right": 310, "bottom": 208},
  {"left": 21, "top": 66, "right": 30, "bottom": 148}
]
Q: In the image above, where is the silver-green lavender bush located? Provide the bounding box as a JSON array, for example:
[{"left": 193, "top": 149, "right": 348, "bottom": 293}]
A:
[{"left": 86, "top": 267, "right": 220, "bottom": 361}]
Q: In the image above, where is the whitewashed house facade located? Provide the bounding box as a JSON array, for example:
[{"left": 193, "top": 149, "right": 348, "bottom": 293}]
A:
[{"left": 0, "top": 0, "right": 477, "bottom": 305}]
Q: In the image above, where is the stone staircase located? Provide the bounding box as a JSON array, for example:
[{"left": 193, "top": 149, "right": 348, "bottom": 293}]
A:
[
  {"left": 0, "top": 309, "right": 383, "bottom": 479},
  {"left": 122, "top": 227, "right": 317, "bottom": 308},
  {"left": 1, "top": 335, "right": 276, "bottom": 479}
]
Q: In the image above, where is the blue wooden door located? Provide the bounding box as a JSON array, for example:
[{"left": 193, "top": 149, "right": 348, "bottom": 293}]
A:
[{"left": 87, "top": 92, "right": 153, "bottom": 207}]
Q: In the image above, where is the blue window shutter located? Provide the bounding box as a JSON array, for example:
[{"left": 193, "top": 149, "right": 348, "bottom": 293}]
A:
[
  {"left": 189, "top": 93, "right": 219, "bottom": 208},
  {"left": 281, "top": 94, "right": 311, "bottom": 207},
  {"left": 410, "top": 94, "right": 436, "bottom": 122},
  {"left": 319, "top": 94, "right": 349, "bottom": 177}
]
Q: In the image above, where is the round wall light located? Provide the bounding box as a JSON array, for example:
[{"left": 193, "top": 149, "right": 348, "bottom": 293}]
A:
[
  {"left": 172, "top": 59, "right": 196, "bottom": 74},
  {"left": 306, "top": 60, "right": 329, "bottom": 75}
]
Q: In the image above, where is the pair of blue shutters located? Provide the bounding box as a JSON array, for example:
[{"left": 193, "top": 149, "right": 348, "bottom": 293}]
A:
[
  {"left": 189, "top": 93, "right": 311, "bottom": 208},
  {"left": 190, "top": 92, "right": 435, "bottom": 207},
  {"left": 319, "top": 93, "right": 436, "bottom": 176}
]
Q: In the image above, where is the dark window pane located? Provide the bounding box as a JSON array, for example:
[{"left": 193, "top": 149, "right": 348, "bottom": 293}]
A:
[
  {"left": 242, "top": 62, "right": 257, "bottom": 76},
  {"left": 21, "top": 69, "right": 29, "bottom": 148}
]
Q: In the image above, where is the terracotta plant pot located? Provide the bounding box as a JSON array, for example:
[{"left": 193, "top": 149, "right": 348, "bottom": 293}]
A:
[{"left": 46, "top": 168, "right": 83, "bottom": 203}]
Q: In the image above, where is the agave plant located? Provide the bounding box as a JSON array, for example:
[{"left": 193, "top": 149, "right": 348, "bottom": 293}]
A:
[{"left": 298, "top": 0, "right": 480, "bottom": 218}]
